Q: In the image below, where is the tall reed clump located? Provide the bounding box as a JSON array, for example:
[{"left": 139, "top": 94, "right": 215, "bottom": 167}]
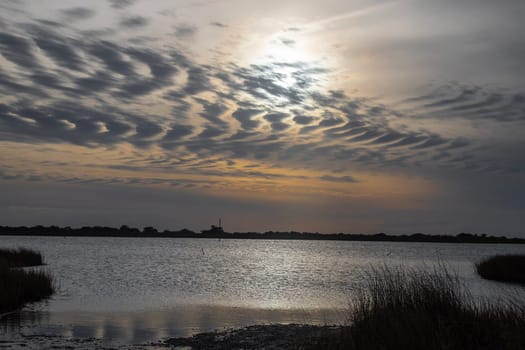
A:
[
  {"left": 0, "top": 248, "right": 44, "bottom": 267},
  {"left": 307, "top": 265, "right": 525, "bottom": 350},
  {"left": 0, "top": 248, "right": 54, "bottom": 314},
  {"left": 476, "top": 255, "right": 525, "bottom": 284}
]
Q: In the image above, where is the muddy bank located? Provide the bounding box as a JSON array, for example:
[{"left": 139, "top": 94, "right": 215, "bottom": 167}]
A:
[
  {"left": 161, "top": 324, "right": 345, "bottom": 349},
  {"left": 0, "top": 324, "right": 344, "bottom": 350}
]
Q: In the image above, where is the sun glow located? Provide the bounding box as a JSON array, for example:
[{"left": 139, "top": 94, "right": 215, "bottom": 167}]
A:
[
  {"left": 243, "top": 33, "right": 330, "bottom": 92},
  {"left": 245, "top": 29, "right": 305, "bottom": 61},
  {"left": 257, "top": 36, "right": 311, "bottom": 63}
]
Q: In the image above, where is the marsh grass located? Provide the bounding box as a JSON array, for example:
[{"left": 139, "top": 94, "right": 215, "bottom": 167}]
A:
[
  {"left": 0, "top": 248, "right": 54, "bottom": 314},
  {"left": 307, "top": 265, "right": 525, "bottom": 350},
  {"left": 0, "top": 248, "right": 44, "bottom": 267},
  {"left": 476, "top": 255, "right": 525, "bottom": 284}
]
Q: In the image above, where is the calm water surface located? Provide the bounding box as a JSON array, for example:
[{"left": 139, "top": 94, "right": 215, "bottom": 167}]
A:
[{"left": 1, "top": 236, "right": 525, "bottom": 345}]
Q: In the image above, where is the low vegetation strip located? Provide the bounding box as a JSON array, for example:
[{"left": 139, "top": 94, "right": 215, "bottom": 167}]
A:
[
  {"left": 476, "top": 255, "right": 525, "bottom": 284},
  {"left": 2, "top": 226, "right": 524, "bottom": 244},
  {"left": 0, "top": 248, "right": 54, "bottom": 314}
]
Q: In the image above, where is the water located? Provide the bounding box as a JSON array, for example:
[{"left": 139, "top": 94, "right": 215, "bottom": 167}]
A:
[{"left": 1, "top": 236, "right": 525, "bottom": 346}]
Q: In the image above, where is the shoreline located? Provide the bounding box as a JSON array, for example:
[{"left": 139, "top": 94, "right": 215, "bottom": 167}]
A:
[
  {"left": 0, "top": 323, "right": 344, "bottom": 349},
  {"left": 162, "top": 324, "right": 345, "bottom": 349},
  {"left": 1, "top": 304, "right": 347, "bottom": 347},
  {"left": 1, "top": 231, "right": 523, "bottom": 244}
]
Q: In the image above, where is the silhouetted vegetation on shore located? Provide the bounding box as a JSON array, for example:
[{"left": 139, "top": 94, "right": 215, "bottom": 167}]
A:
[
  {"left": 0, "top": 248, "right": 44, "bottom": 267},
  {"left": 0, "top": 225, "right": 523, "bottom": 243},
  {"left": 477, "top": 255, "right": 525, "bottom": 284},
  {"left": 306, "top": 266, "right": 525, "bottom": 350},
  {"left": 0, "top": 248, "right": 54, "bottom": 314}
]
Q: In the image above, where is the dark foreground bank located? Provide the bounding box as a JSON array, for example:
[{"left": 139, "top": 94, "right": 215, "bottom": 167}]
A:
[
  {"left": 163, "top": 324, "right": 343, "bottom": 349},
  {"left": 0, "top": 248, "right": 54, "bottom": 313}
]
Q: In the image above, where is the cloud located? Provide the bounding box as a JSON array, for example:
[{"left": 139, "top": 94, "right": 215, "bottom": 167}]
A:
[
  {"left": 367, "top": 131, "right": 404, "bottom": 145},
  {"left": 0, "top": 32, "right": 39, "bottom": 69},
  {"left": 318, "top": 116, "right": 344, "bottom": 127},
  {"left": 174, "top": 24, "right": 197, "bottom": 39},
  {"left": 120, "top": 16, "right": 149, "bottom": 29},
  {"left": 163, "top": 125, "right": 194, "bottom": 142},
  {"left": 75, "top": 71, "right": 115, "bottom": 92},
  {"left": 87, "top": 41, "right": 134, "bottom": 75},
  {"left": 446, "top": 138, "right": 470, "bottom": 150},
  {"left": 0, "top": 101, "right": 147, "bottom": 146},
  {"left": 0, "top": 70, "right": 45, "bottom": 97},
  {"left": 0, "top": 18, "right": 519, "bottom": 180},
  {"left": 198, "top": 126, "right": 224, "bottom": 139},
  {"left": 280, "top": 38, "right": 295, "bottom": 47},
  {"left": 293, "top": 115, "right": 315, "bottom": 125},
  {"left": 264, "top": 112, "right": 290, "bottom": 132},
  {"left": 347, "top": 129, "right": 385, "bottom": 143},
  {"left": 61, "top": 7, "right": 95, "bottom": 20},
  {"left": 30, "top": 70, "right": 67, "bottom": 90},
  {"left": 402, "top": 83, "right": 525, "bottom": 122},
  {"left": 320, "top": 175, "right": 358, "bottom": 183},
  {"left": 228, "top": 63, "right": 312, "bottom": 105},
  {"left": 196, "top": 99, "right": 229, "bottom": 129},
  {"left": 388, "top": 134, "right": 428, "bottom": 148},
  {"left": 134, "top": 120, "right": 164, "bottom": 139},
  {"left": 114, "top": 47, "right": 178, "bottom": 97},
  {"left": 210, "top": 21, "right": 227, "bottom": 28},
  {"left": 30, "top": 27, "right": 85, "bottom": 71},
  {"left": 126, "top": 48, "right": 177, "bottom": 79},
  {"left": 108, "top": 0, "right": 136, "bottom": 9},
  {"left": 232, "top": 108, "right": 262, "bottom": 130},
  {"left": 411, "top": 135, "right": 448, "bottom": 150},
  {"left": 182, "top": 67, "right": 211, "bottom": 95}
]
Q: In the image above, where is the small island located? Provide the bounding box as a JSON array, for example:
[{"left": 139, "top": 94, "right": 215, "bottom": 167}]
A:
[{"left": 477, "top": 255, "right": 525, "bottom": 284}]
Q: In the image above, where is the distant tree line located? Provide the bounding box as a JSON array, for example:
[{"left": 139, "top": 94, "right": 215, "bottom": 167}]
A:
[{"left": 0, "top": 225, "right": 523, "bottom": 243}]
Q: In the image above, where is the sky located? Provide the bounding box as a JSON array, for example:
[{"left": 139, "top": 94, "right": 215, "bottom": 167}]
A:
[{"left": 0, "top": 0, "right": 524, "bottom": 235}]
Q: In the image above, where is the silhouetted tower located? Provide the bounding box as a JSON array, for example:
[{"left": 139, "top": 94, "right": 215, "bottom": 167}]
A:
[{"left": 201, "top": 218, "right": 224, "bottom": 234}]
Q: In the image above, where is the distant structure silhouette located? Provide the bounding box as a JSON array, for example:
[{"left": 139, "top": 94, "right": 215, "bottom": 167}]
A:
[{"left": 201, "top": 218, "right": 224, "bottom": 234}]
